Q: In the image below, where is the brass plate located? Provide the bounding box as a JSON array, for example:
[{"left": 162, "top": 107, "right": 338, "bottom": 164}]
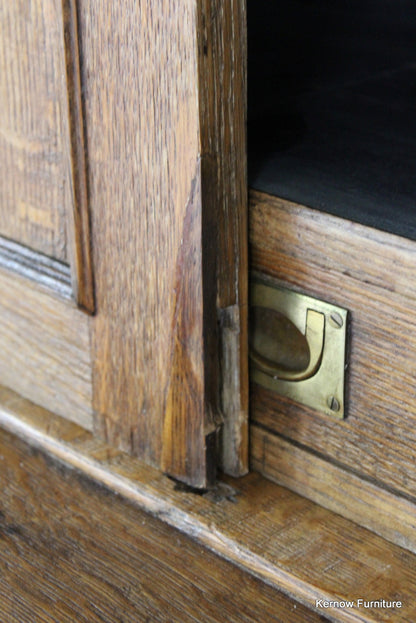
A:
[{"left": 250, "top": 275, "right": 348, "bottom": 419}]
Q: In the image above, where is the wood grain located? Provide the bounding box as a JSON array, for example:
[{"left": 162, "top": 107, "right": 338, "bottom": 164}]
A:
[
  {"left": 1, "top": 388, "right": 416, "bottom": 623},
  {"left": 0, "top": 266, "right": 92, "bottom": 429},
  {"left": 0, "top": 422, "right": 323, "bottom": 623},
  {"left": 0, "top": 0, "right": 70, "bottom": 261},
  {"left": 161, "top": 166, "right": 211, "bottom": 483},
  {"left": 80, "top": 0, "right": 210, "bottom": 486},
  {"left": 61, "top": 0, "right": 94, "bottom": 312},
  {"left": 197, "top": 0, "right": 249, "bottom": 476},
  {"left": 77, "top": 0, "right": 248, "bottom": 485},
  {"left": 249, "top": 190, "right": 416, "bottom": 512},
  {"left": 251, "top": 424, "right": 416, "bottom": 553}
]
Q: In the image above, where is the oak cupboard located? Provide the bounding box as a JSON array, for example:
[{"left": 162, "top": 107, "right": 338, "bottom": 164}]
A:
[
  {"left": 2, "top": 1, "right": 416, "bottom": 621},
  {"left": 0, "top": 0, "right": 248, "bottom": 488}
]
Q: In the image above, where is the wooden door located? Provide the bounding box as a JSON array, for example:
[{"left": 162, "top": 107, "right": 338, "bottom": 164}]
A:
[{"left": 0, "top": 0, "right": 248, "bottom": 487}]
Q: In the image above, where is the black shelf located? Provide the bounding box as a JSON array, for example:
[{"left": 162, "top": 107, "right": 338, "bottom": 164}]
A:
[{"left": 248, "top": 0, "right": 416, "bottom": 240}]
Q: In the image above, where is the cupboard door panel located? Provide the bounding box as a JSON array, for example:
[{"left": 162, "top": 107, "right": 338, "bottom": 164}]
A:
[
  {"left": 0, "top": 1, "right": 248, "bottom": 487},
  {"left": 0, "top": 0, "right": 70, "bottom": 262},
  {"left": 0, "top": 0, "right": 93, "bottom": 311},
  {"left": 0, "top": 0, "right": 93, "bottom": 427},
  {"left": 80, "top": 0, "right": 210, "bottom": 484}
]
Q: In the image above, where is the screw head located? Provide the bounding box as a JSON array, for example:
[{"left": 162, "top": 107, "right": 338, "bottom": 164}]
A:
[
  {"left": 327, "top": 396, "right": 340, "bottom": 412},
  {"left": 329, "top": 312, "right": 343, "bottom": 329}
]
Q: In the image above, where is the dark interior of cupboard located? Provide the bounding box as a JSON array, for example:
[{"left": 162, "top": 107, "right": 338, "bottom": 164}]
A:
[{"left": 248, "top": 1, "right": 416, "bottom": 240}]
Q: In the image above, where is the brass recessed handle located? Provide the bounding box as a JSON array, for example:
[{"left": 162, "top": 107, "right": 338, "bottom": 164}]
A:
[
  {"left": 250, "top": 307, "right": 325, "bottom": 382},
  {"left": 250, "top": 277, "right": 348, "bottom": 418}
]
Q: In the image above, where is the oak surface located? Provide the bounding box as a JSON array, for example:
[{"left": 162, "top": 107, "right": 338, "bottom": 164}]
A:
[
  {"left": 1, "top": 388, "right": 416, "bottom": 623},
  {"left": 0, "top": 0, "right": 70, "bottom": 261},
  {"left": 251, "top": 425, "right": 416, "bottom": 554},
  {"left": 0, "top": 266, "right": 92, "bottom": 429},
  {"left": 0, "top": 427, "right": 321, "bottom": 623},
  {"left": 249, "top": 189, "right": 416, "bottom": 535},
  {"left": 0, "top": 0, "right": 247, "bottom": 486},
  {"left": 61, "top": 0, "right": 95, "bottom": 312},
  {"left": 0, "top": 0, "right": 94, "bottom": 311},
  {"left": 80, "top": 0, "right": 211, "bottom": 485},
  {"left": 197, "top": 0, "right": 249, "bottom": 475},
  {"left": 77, "top": 0, "right": 248, "bottom": 485}
]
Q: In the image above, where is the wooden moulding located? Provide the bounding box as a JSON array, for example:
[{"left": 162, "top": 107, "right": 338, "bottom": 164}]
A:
[
  {"left": 251, "top": 425, "right": 416, "bottom": 554},
  {"left": 61, "top": 0, "right": 95, "bottom": 313},
  {"left": 78, "top": 0, "right": 248, "bottom": 485},
  {"left": 0, "top": 237, "right": 72, "bottom": 300},
  {"left": 0, "top": 408, "right": 321, "bottom": 623},
  {"left": 1, "top": 386, "right": 416, "bottom": 623},
  {"left": 249, "top": 189, "right": 416, "bottom": 547}
]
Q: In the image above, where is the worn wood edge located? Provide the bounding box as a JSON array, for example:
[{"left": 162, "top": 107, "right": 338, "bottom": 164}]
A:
[
  {"left": 0, "top": 389, "right": 413, "bottom": 623},
  {"left": 61, "top": 0, "right": 94, "bottom": 313},
  {"left": 249, "top": 189, "right": 416, "bottom": 301},
  {"left": 0, "top": 427, "right": 328, "bottom": 623},
  {"left": 0, "top": 236, "right": 72, "bottom": 300},
  {"left": 159, "top": 160, "right": 216, "bottom": 488},
  {"left": 197, "top": 1, "right": 249, "bottom": 476},
  {"left": 251, "top": 424, "right": 416, "bottom": 554},
  {"left": 0, "top": 403, "right": 354, "bottom": 622},
  {"left": 218, "top": 304, "right": 249, "bottom": 476}
]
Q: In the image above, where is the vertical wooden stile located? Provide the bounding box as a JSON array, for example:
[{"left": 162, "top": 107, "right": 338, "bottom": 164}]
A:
[
  {"left": 77, "top": 0, "right": 247, "bottom": 486},
  {"left": 197, "top": 0, "right": 248, "bottom": 476}
]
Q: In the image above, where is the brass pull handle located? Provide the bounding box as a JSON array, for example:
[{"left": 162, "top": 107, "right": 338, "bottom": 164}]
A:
[
  {"left": 250, "top": 278, "right": 348, "bottom": 418},
  {"left": 250, "top": 307, "right": 325, "bottom": 382}
]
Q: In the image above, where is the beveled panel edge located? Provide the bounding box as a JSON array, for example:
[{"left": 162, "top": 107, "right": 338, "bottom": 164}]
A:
[
  {"left": 0, "top": 235, "right": 72, "bottom": 300},
  {"left": 61, "top": 0, "right": 95, "bottom": 313}
]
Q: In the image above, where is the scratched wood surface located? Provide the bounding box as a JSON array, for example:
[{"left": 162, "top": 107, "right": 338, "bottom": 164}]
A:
[
  {"left": 249, "top": 189, "right": 416, "bottom": 530},
  {"left": 0, "top": 0, "right": 70, "bottom": 261},
  {"left": 77, "top": 0, "right": 248, "bottom": 485},
  {"left": 0, "top": 425, "right": 325, "bottom": 623},
  {"left": 1, "top": 388, "right": 416, "bottom": 623}
]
